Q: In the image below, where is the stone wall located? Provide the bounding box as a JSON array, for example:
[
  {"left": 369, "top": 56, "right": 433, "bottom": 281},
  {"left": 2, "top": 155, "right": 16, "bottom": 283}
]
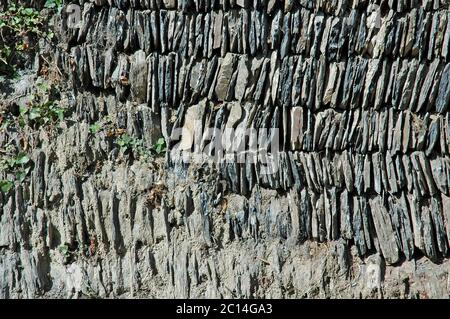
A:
[{"left": 0, "top": 0, "right": 450, "bottom": 298}]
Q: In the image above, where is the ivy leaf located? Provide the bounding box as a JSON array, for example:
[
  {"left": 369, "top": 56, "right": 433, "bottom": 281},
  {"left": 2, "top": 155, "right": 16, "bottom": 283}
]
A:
[
  {"left": 18, "top": 116, "right": 26, "bottom": 128},
  {"left": 7, "top": 158, "right": 16, "bottom": 168},
  {"left": 44, "top": 0, "right": 57, "bottom": 9},
  {"left": 22, "top": 8, "right": 35, "bottom": 16},
  {"left": 0, "top": 180, "right": 14, "bottom": 193},
  {"left": 54, "top": 108, "right": 65, "bottom": 121},
  {"left": 59, "top": 244, "right": 69, "bottom": 256},
  {"left": 19, "top": 105, "right": 28, "bottom": 115},
  {"left": 29, "top": 108, "right": 41, "bottom": 120},
  {"left": 89, "top": 123, "right": 101, "bottom": 134},
  {"left": 154, "top": 137, "right": 166, "bottom": 154},
  {"left": 15, "top": 153, "right": 30, "bottom": 165},
  {"left": 16, "top": 167, "right": 31, "bottom": 182},
  {"left": 16, "top": 43, "right": 25, "bottom": 51}
]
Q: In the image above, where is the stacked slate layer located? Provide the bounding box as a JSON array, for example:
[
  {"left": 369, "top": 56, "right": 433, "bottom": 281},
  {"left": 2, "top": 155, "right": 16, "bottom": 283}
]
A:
[
  {"left": 60, "top": 0, "right": 450, "bottom": 263},
  {"left": 0, "top": 0, "right": 450, "bottom": 298}
]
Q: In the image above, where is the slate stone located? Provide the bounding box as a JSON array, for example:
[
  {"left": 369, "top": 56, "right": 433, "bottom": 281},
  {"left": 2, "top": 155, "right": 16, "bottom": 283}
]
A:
[{"left": 436, "top": 63, "right": 450, "bottom": 113}]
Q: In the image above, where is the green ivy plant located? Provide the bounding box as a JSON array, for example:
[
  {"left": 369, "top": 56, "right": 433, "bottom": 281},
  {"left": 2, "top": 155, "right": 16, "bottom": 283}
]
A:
[
  {"left": 86, "top": 116, "right": 167, "bottom": 161},
  {"left": 0, "top": 4, "right": 43, "bottom": 34},
  {"left": 0, "top": 82, "right": 65, "bottom": 194},
  {"left": 117, "top": 134, "right": 151, "bottom": 160},
  {"left": 0, "top": 151, "right": 32, "bottom": 194},
  {"left": 153, "top": 137, "right": 166, "bottom": 155},
  {"left": 116, "top": 134, "right": 134, "bottom": 153},
  {"left": 0, "top": 180, "right": 14, "bottom": 193},
  {"left": 89, "top": 122, "right": 102, "bottom": 134},
  {"left": 117, "top": 135, "right": 167, "bottom": 160},
  {"left": 0, "top": 2, "right": 54, "bottom": 76},
  {"left": 1, "top": 81, "right": 65, "bottom": 133},
  {"left": 58, "top": 243, "right": 73, "bottom": 264},
  {"left": 44, "top": 0, "right": 63, "bottom": 10},
  {"left": 19, "top": 101, "right": 65, "bottom": 128}
]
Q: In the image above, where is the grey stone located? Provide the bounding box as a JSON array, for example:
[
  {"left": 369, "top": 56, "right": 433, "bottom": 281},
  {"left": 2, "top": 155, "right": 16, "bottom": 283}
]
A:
[
  {"left": 214, "top": 53, "right": 237, "bottom": 101},
  {"left": 369, "top": 197, "right": 400, "bottom": 265},
  {"left": 436, "top": 63, "right": 450, "bottom": 113}
]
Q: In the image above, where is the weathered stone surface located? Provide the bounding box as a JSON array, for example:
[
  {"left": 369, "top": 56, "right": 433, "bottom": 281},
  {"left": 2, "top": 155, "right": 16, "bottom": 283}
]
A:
[
  {"left": 129, "top": 50, "right": 148, "bottom": 104},
  {"left": 436, "top": 63, "right": 450, "bottom": 113},
  {"left": 1, "top": 0, "right": 450, "bottom": 299},
  {"left": 369, "top": 197, "right": 400, "bottom": 265},
  {"left": 214, "top": 53, "right": 237, "bottom": 101}
]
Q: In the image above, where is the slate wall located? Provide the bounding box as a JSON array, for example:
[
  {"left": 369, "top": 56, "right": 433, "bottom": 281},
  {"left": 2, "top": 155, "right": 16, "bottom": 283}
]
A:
[{"left": 1, "top": 0, "right": 450, "bottom": 298}]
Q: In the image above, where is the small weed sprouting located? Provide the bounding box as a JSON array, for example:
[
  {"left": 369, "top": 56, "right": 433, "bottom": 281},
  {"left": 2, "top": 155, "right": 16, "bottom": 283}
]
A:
[
  {"left": 116, "top": 134, "right": 151, "bottom": 161},
  {"left": 153, "top": 137, "right": 166, "bottom": 155},
  {"left": 116, "top": 134, "right": 167, "bottom": 160},
  {"left": 58, "top": 244, "right": 73, "bottom": 264},
  {"left": 58, "top": 244, "right": 70, "bottom": 257},
  {"left": 116, "top": 134, "right": 134, "bottom": 153},
  {"left": 85, "top": 116, "right": 167, "bottom": 162},
  {"left": 89, "top": 122, "right": 102, "bottom": 134}
]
